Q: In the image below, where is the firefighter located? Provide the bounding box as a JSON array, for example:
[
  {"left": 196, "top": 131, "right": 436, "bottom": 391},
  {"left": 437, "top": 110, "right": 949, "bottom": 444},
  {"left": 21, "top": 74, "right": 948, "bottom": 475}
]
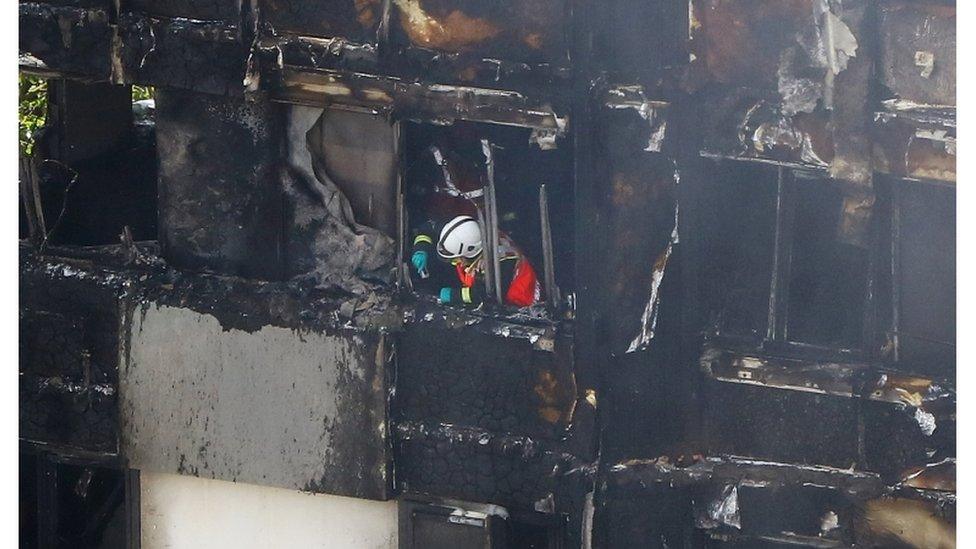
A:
[{"left": 411, "top": 215, "right": 541, "bottom": 308}]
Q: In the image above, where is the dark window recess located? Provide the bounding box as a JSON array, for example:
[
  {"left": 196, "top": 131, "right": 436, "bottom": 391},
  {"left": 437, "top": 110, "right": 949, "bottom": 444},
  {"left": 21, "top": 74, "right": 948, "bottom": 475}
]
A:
[
  {"left": 785, "top": 178, "right": 869, "bottom": 349},
  {"left": 695, "top": 165, "right": 955, "bottom": 368},
  {"left": 398, "top": 499, "right": 564, "bottom": 549},
  {"left": 19, "top": 452, "right": 139, "bottom": 549},
  {"left": 401, "top": 120, "right": 574, "bottom": 313},
  {"left": 894, "top": 181, "right": 955, "bottom": 377},
  {"left": 19, "top": 78, "right": 157, "bottom": 247},
  {"left": 694, "top": 162, "right": 778, "bottom": 341}
]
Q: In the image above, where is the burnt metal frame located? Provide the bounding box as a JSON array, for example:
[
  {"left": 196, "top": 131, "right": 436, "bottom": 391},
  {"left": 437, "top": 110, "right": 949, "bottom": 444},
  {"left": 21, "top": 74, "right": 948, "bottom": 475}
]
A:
[
  {"left": 706, "top": 165, "right": 881, "bottom": 363},
  {"left": 764, "top": 169, "right": 876, "bottom": 360},
  {"left": 885, "top": 178, "right": 956, "bottom": 371},
  {"left": 712, "top": 164, "right": 954, "bottom": 375}
]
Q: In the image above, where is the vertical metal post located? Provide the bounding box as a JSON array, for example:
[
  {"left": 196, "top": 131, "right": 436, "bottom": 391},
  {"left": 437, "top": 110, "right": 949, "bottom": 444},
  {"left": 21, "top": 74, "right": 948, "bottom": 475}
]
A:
[
  {"left": 377, "top": 0, "right": 394, "bottom": 59},
  {"left": 125, "top": 469, "right": 142, "bottom": 549},
  {"left": 766, "top": 168, "right": 796, "bottom": 344},
  {"left": 20, "top": 156, "right": 47, "bottom": 246},
  {"left": 861, "top": 189, "right": 881, "bottom": 356},
  {"left": 890, "top": 183, "right": 902, "bottom": 363},
  {"left": 394, "top": 122, "right": 406, "bottom": 289},
  {"left": 539, "top": 184, "right": 560, "bottom": 312},
  {"left": 476, "top": 208, "right": 494, "bottom": 298},
  {"left": 481, "top": 139, "right": 503, "bottom": 305}
]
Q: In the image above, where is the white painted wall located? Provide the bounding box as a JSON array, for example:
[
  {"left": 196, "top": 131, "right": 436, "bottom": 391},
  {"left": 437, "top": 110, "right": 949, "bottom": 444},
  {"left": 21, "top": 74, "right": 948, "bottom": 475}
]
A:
[{"left": 140, "top": 472, "right": 398, "bottom": 549}]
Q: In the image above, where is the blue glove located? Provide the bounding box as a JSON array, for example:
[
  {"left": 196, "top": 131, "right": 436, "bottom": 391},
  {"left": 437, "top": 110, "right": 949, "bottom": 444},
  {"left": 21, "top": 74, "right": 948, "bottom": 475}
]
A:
[
  {"left": 439, "top": 287, "right": 454, "bottom": 304},
  {"left": 411, "top": 250, "right": 429, "bottom": 278}
]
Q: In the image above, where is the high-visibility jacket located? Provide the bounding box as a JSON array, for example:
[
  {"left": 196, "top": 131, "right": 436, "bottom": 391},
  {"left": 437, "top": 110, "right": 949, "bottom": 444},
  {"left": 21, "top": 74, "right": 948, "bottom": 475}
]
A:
[{"left": 412, "top": 221, "right": 541, "bottom": 308}]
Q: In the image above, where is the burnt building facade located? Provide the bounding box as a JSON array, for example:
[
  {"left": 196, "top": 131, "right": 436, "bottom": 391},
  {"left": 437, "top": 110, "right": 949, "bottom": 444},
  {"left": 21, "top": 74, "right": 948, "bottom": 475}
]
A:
[{"left": 19, "top": 0, "right": 955, "bottom": 547}]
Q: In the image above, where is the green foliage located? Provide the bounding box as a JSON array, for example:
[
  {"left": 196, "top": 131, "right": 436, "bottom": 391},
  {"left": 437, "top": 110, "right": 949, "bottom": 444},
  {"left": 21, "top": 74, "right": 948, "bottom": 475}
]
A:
[
  {"left": 19, "top": 78, "right": 154, "bottom": 156},
  {"left": 132, "top": 85, "right": 154, "bottom": 102},
  {"left": 19, "top": 74, "right": 47, "bottom": 157}
]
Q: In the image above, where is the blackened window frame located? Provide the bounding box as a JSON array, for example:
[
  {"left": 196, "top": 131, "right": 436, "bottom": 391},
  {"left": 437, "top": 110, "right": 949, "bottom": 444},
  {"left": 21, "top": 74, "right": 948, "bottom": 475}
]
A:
[{"left": 697, "top": 162, "right": 955, "bottom": 376}]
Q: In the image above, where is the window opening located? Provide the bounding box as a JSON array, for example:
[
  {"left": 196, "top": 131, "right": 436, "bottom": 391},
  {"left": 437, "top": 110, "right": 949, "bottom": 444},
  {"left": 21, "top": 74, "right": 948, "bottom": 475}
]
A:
[
  {"left": 889, "top": 179, "right": 955, "bottom": 377},
  {"left": 401, "top": 120, "right": 574, "bottom": 316},
  {"left": 694, "top": 161, "right": 779, "bottom": 342},
  {"left": 695, "top": 162, "right": 883, "bottom": 358},
  {"left": 19, "top": 77, "right": 158, "bottom": 247},
  {"left": 782, "top": 174, "right": 870, "bottom": 349}
]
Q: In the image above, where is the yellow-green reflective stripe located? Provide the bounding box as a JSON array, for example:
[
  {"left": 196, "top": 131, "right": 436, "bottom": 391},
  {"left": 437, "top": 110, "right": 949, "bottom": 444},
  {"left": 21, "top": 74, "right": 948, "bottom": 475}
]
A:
[
  {"left": 414, "top": 234, "right": 433, "bottom": 245},
  {"left": 461, "top": 287, "right": 472, "bottom": 303}
]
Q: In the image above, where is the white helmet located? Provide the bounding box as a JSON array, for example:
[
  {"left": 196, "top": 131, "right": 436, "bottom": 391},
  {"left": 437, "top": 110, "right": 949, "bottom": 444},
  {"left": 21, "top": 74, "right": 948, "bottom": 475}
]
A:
[{"left": 437, "top": 215, "right": 483, "bottom": 259}]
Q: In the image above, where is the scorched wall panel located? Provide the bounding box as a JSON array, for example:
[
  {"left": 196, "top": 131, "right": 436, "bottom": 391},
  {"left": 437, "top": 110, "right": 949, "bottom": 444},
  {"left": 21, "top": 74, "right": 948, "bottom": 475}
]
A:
[{"left": 120, "top": 303, "right": 393, "bottom": 500}]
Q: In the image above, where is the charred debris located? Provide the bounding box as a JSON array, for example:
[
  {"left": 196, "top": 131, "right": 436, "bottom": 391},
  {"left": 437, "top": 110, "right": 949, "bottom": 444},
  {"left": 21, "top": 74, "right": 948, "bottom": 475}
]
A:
[{"left": 19, "top": 0, "right": 954, "bottom": 547}]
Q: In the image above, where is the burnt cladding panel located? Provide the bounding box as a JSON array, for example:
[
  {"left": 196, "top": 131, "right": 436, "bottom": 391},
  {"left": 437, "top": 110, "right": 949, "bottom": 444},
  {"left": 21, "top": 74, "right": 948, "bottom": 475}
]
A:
[
  {"left": 19, "top": 3, "right": 114, "bottom": 79},
  {"left": 704, "top": 381, "right": 859, "bottom": 468},
  {"left": 861, "top": 400, "right": 931, "bottom": 482},
  {"left": 873, "top": 113, "right": 956, "bottom": 184},
  {"left": 394, "top": 422, "right": 590, "bottom": 512},
  {"left": 598, "top": 107, "right": 679, "bottom": 354},
  {"left": 396, "top": 321, "right": 575, "bottom": 439},
  {"left": 879, "top": 2, "right": 955, "bottom": 106},
  {"left": 121, "top": 302, "right": 392, "bottom": 499},
  {"left": 20, "top": 258, "right": 124, "bottom": 454},
  {"left": 736, "top": 484, "right": 851, "bottom": 538},
  {"left": 390, "top": 0, "right": 569, "bottom": 64},
  {"left": 115, "top": 15, "right": 249, "bottom": 96},
  {"left": 692, "top": 0, "right": 817, "bottom": 89},
  {"left": 155, "top": 88, "right": 286, "bottom": 280},
  {"left": 598, "top": 485, "right": 703, "bottom": 548},
  {"left": 697, "top": 86, "right": 835, "bottom": 168},
  {"left": 21, "top": 0, "right": 111, "bottom": 6},
  {"left": 124, "top": 0, "right": 242, "bottom": 21},
  {"left": 262, "top": 0, "right": 382, "bottom": 43}
]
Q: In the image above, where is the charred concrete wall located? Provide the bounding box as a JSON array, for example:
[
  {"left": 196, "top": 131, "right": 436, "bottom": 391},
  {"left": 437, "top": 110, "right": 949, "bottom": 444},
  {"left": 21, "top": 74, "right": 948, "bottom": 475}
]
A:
[{"left": 20, "top": 0, "right": 954, "bottom": 547}]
